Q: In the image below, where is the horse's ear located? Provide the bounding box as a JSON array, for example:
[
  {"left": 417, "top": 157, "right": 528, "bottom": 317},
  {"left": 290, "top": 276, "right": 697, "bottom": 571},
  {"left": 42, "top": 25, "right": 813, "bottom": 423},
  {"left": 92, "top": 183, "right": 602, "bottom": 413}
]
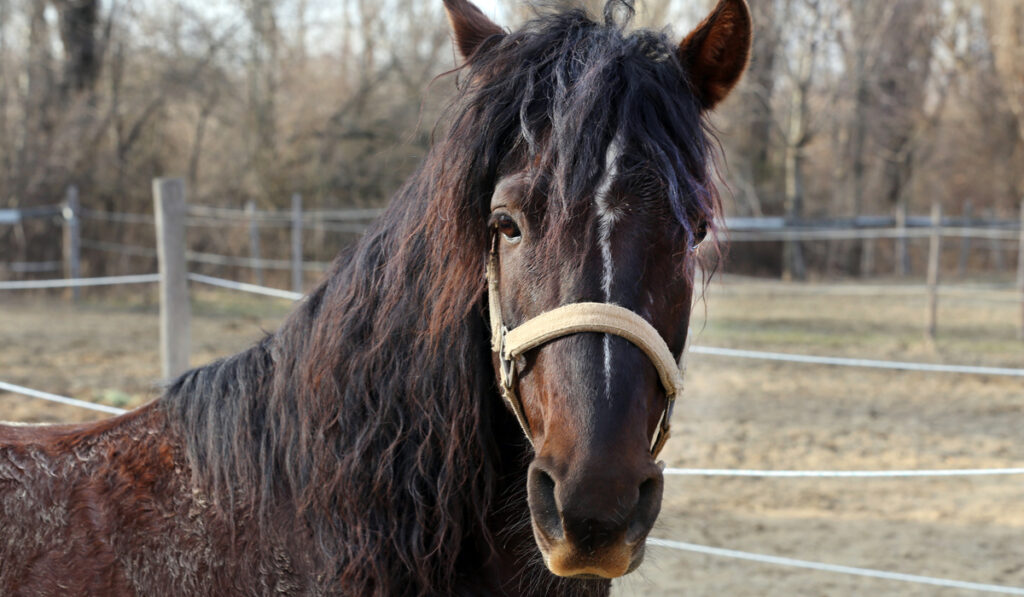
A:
[
  {"left": 443, "top": 0, "right": 504, "bottom": 61},
  {"left": 678, "top": 0, "right": 752, "bottom": 110}
]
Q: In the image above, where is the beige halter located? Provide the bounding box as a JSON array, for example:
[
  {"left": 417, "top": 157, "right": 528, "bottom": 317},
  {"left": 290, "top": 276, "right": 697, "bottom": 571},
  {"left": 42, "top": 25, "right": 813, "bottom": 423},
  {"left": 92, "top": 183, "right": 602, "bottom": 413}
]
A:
[{"left": 487, "top": 240, "right": 685, "bottom": 457}]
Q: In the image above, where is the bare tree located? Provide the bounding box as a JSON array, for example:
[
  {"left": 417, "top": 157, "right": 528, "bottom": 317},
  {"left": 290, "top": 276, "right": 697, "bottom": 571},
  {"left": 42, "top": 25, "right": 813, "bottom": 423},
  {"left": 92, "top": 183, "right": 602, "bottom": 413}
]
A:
[
  {"left": 726, "top": 0, "right": 781, "bottom": 217},
  {"left": 52, "top": 0, "right": 102, "bottom": 93},
  {"left": 2, "top": 0, "right": 1022, "bottom": 281},
  {"left": 978, "top": 2, "right": 1024, "bottom": 209},
  {"left": 775, "top": 0, "right": 837, "bottom": 280}
]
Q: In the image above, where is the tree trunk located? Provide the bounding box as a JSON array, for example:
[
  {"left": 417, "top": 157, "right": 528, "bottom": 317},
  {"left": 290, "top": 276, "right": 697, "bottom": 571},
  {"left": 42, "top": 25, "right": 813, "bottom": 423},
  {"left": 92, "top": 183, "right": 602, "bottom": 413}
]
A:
[
  {"left": 52, "top": 0, "right": 101, "bottom": 94},
  {"left": 246, "top": 0, "right": 280, "bottom": 202}
]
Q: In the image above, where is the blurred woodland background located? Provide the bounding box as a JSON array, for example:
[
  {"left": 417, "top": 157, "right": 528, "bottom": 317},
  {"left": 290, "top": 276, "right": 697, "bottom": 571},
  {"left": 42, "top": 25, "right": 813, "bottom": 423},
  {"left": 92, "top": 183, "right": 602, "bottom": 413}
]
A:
[{"left": 0, "top": 0, "right": 1022, "bottom": 278}]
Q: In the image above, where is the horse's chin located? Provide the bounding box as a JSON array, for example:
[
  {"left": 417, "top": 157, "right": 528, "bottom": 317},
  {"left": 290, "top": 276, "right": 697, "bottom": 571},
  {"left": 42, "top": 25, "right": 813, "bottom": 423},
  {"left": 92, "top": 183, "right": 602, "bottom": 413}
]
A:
[{"left": 531, "top": 522, "right": 647, "bottom": 579}]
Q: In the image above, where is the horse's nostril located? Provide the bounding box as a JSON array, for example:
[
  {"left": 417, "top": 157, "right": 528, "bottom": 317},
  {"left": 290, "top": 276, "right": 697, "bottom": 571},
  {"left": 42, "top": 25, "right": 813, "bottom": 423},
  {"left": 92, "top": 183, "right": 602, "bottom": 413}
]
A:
[
  {"left": 527, "top": 466, "right": 563, "bottom": 540},
  {"left": 627, "top": 473, "right": 663, "bottom": 544},
  {"left": 638, "top": 477, "right": 658, "bottom": 509}
]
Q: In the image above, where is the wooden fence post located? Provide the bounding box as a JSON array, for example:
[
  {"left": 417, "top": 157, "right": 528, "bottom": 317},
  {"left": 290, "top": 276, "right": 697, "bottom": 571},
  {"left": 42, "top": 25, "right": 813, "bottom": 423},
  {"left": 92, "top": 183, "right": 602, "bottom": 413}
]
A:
[
  {"left": 957, "top": 201, "right": 972, "bottom": 278},
  {"left": 1017, "top": 199, "right": 1024, "bottom": 341},
  {"left": 246, "top": 200, "right": 264, "bottom": 286},
  {"left": 154, "top": 178, "right": 191, "bottom": 379},
  {"left": 926, "top": 201, "right": 942, "bottom": 340},
  {"left": 291, "top": 194, "right": 303, "bottom": 294},
  {"left": 62, "top": 185, "right": 80, "bottom": 302},
  {"left": 895, "top": 203, "right": 909, "bottom": 277}
]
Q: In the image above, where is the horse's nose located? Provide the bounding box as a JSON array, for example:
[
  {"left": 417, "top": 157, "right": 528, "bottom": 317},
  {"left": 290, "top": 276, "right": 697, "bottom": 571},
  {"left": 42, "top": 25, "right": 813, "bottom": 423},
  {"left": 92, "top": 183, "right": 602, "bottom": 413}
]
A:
[
  {"left": 527, "top": 457, "right": 663, "bottom": 576},
  {"left": 563, "top": 473, "right": 664, "bottom": 549}
]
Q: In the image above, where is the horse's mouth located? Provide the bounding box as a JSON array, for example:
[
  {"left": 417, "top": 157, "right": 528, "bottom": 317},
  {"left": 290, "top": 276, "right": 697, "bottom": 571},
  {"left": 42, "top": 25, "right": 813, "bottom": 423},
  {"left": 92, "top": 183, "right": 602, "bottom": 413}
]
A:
[
  {"left": 532, "top": 520, "right": 648, "bottom": 579},
  {"left": 566, "top": 554, "right": 645, "bottom": 580}
]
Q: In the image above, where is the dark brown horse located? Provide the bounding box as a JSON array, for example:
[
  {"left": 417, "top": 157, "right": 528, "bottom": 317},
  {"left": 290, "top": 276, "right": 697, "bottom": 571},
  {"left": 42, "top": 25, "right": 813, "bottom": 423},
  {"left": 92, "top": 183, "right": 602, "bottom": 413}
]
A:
[{"left": 0, "top": 1, "right": 749, "bottom": 594}]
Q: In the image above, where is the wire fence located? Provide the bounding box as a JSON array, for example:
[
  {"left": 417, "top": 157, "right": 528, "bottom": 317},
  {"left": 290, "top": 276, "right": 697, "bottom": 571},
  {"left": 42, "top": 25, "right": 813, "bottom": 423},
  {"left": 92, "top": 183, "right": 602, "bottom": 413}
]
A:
[
  {"left": 187, "top": 203, "right": 384, "bottom": 223},
  {"left": 689, "top": 346, "right": 1024, "bottom": 377},
  {"left": 0, "top": 273, "right": 161, "bottom": 290},
  {"left": 646, "top": 539, "right": 1024, "bottom": 596},
  {"left": 663, "top": 467, "right": 1024, "bottom": 478},
  {"left": 187, "top": 273, "right": 304, "bottom": 300},
  {"left": 8, "top": 195, "right": 1023, "bottom": 342},
  {"left": 0, "top": 381, "right": 128, "bottom": 415},
  {"left": 4, "top": 261, "right": 62, "bottom": 273},
  {"left": 726, "top": 226, "right": 1021, "bottom": 242},
  {"left": 79, "top": 208, "right": 154, "bottom": 225},
  {"left": 0, "top": 204, "right": 63, "bottom": 224}
]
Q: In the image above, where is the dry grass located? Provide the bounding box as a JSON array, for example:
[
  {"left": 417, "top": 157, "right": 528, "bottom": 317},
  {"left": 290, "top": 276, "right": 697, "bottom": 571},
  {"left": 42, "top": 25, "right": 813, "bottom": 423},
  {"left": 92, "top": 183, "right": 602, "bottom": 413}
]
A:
[{"left": 625, "top": 281, "right": 1024, "bottom": 596}]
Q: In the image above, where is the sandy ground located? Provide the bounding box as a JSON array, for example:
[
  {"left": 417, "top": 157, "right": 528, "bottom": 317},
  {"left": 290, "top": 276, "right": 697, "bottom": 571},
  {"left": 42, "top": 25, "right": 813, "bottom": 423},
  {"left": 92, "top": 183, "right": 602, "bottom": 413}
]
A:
[{"left": 1, "top": 281, "right": 1022, "bottom": 596}]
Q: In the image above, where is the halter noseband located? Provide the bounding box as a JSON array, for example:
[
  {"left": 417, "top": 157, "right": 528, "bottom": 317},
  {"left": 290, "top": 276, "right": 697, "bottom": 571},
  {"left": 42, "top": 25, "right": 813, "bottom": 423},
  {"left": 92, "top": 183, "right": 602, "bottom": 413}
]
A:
[{"left": 487, "top": 237, "right": 685, "bottom": 458}]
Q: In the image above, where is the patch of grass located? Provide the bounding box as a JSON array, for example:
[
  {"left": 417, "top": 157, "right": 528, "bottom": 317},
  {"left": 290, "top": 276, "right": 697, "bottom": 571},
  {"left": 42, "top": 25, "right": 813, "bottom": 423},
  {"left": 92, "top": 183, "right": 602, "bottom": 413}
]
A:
[{"left": 691, "top": 286, "right": 1022, "bottom": 366}]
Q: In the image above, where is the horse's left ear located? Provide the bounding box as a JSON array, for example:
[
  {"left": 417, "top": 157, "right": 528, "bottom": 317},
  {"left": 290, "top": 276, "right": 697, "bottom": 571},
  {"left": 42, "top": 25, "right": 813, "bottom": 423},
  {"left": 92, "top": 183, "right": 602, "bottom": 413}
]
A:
[
  {"left": 678, "top": 0, "right": 752, "bottom": 110},
  {"left": 443, "top": 0, "right": 505, "bottom": 61}
]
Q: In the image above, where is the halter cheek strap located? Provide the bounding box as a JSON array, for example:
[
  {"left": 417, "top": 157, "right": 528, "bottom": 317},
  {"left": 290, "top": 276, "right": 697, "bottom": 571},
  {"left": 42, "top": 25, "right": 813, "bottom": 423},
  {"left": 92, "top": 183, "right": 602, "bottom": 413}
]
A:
[{"left": 487, "top": 243, "right": 685, "bottom": 457}]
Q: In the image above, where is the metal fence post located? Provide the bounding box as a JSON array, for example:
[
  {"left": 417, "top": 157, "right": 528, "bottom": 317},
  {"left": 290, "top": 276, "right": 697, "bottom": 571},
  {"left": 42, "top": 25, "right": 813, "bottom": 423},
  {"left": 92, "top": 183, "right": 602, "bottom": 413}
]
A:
[
  {"left": 1017, "top": 199, "right": 1024, "bottom": 341},
  {"left": 62, "top": 185, "right": 80, "bottom": 302},
  {"left": 291, "top": 194, "right": 303, "bottom": 294},
  {"left": 926, "top": 202, "right": 942, "bottom": 340},
  {"left": 957, "top": 201, "right": 972, "bottom": 277},
  {"left": 246, "top": 200, "right": 264, "bottom": 286},
  {"left": 988, "top": 208, "right": 1005, "bottom": 273},
  {"left": 154, "top": 178, "right": 191, "bottom": 379},
  {"left": 895, "top": 203, "right": 909, "bottom": 277}
]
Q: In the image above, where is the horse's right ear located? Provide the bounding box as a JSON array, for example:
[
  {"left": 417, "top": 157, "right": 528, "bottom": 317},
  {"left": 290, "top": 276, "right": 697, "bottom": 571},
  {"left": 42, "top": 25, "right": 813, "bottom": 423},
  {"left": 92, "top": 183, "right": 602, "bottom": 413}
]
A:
[
  {"left": 678, "top": 0, "right": 752, "bottom": 110},
  {"left": 443, "top": 0, "right": 504, "bottom": 61}
]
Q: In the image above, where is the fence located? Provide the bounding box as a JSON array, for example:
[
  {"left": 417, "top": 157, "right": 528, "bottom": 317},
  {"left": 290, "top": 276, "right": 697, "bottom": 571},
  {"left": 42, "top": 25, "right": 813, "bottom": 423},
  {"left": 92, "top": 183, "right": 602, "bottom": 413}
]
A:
[
  {"left": 4, "top": 191, "right": 378, "bottom": 298},
  {"left": 3, "top": 181, "right": 1024, "bottom": 375},
  {"left": 4, "top": 183, "right": 1024, "bottom": 370},
  {"left": 727, "top": 205, "right": 1023, "bottom": 281},
  {"left": 0, "top": 194, "right": 74, "bottom": 294},
  {"left": 3, "top": 179, "right": 1024, "bottom": 593},
  {"left": 5, "top": 185, "right": 1024, "bottom": 339}
]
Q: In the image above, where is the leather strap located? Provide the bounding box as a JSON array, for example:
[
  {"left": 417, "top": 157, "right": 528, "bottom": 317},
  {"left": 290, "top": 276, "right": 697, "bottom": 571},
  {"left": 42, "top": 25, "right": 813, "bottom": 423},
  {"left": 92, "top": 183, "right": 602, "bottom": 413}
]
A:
[
  {"left": 487, "top": 242, "right": 683, "bottom": 456},
  {"left": 503, "top": 303, "right": 684, "bottom": 397}
]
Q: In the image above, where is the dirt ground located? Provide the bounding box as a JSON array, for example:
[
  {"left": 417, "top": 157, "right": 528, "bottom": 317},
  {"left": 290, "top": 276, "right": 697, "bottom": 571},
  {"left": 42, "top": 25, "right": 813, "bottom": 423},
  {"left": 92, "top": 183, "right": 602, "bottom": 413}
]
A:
[{"left": 2, "top": 280, "right": 1022, "bottom": 596}]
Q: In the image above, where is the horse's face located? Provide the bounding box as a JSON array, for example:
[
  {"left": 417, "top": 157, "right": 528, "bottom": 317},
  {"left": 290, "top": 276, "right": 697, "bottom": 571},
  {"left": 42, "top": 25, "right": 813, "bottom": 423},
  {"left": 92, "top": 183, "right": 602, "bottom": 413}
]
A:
[
  {"left": 444, "top": 0, "right": 751, "bottom": 579},
  {"left": 488, "top": 162, "right": 693, "bottom": 577}
]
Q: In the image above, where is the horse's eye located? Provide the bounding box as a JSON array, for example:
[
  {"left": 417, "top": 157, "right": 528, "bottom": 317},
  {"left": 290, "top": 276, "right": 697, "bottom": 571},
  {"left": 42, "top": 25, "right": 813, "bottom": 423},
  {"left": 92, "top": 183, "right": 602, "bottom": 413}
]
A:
[
  {"left": 692, "top": 220, "right": 708, "bottom": 250},
  {"left": 495, "top": 214, "right": 522, "bottom": 242}
]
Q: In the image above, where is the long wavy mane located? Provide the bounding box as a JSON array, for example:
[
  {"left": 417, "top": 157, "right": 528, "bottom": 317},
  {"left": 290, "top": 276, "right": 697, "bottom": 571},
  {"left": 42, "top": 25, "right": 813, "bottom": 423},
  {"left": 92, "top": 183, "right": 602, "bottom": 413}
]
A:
[{"left": 162, "top": 2, "right": 723, "bottom": 595}]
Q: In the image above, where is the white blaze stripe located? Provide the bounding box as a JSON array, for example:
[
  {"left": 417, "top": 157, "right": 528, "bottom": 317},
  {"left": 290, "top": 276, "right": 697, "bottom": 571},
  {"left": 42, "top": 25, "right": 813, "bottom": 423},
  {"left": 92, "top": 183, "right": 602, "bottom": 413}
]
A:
[{"left": 594, "top": 132, "right": 624, "bottom": 401}]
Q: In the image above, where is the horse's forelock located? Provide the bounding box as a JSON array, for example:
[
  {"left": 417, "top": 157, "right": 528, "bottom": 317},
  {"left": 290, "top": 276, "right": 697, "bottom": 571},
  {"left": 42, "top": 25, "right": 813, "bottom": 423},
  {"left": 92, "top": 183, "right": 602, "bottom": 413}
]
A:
[{"left": 435, "top": 4, "right": 723, "bottom": 283}]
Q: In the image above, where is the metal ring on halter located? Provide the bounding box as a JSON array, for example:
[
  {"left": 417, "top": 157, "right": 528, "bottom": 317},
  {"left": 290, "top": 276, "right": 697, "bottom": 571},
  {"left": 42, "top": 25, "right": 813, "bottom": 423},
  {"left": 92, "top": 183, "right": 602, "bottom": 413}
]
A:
[{"left": 498, "top": 325, "right": 516, "bottom": 390}]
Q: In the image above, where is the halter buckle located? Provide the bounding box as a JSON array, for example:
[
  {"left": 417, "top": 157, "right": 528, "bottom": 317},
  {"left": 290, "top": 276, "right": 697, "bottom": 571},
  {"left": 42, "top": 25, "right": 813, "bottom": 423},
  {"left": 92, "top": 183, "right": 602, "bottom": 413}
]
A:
[{"left": 498, "top": 325, "right": 516, "bottom": 390}]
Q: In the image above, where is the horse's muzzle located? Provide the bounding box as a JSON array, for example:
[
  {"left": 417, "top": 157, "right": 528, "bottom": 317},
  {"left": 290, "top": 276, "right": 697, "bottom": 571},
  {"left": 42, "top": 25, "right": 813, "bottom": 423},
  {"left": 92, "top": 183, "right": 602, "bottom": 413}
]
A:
[{"left": 526, "top": 458, "right": 664, "bottom": 578}]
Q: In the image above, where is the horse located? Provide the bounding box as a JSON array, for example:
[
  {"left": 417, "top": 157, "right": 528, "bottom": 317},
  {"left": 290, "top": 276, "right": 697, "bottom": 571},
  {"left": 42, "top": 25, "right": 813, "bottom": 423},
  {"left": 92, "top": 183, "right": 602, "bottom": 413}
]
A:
[{"left": 0, "top": 1, "right": 750, "bottom": 594}]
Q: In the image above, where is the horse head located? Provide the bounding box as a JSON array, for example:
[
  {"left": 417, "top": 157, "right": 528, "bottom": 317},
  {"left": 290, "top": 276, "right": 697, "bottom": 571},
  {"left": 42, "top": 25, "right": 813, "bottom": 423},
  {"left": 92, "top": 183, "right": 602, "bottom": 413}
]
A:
[{"left": 442, "top": 0, "right": 751, "bottom": 580}]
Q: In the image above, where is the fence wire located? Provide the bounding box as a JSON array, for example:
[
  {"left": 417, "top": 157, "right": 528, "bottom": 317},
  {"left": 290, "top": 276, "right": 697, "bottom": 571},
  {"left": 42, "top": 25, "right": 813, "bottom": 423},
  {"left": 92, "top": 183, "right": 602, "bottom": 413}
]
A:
[
  {"left": 0, "top": 381, "right": 128, "bottom": 415},
  {"left": 647, "top": 539, "right": 1024, "bottom": 595}
]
